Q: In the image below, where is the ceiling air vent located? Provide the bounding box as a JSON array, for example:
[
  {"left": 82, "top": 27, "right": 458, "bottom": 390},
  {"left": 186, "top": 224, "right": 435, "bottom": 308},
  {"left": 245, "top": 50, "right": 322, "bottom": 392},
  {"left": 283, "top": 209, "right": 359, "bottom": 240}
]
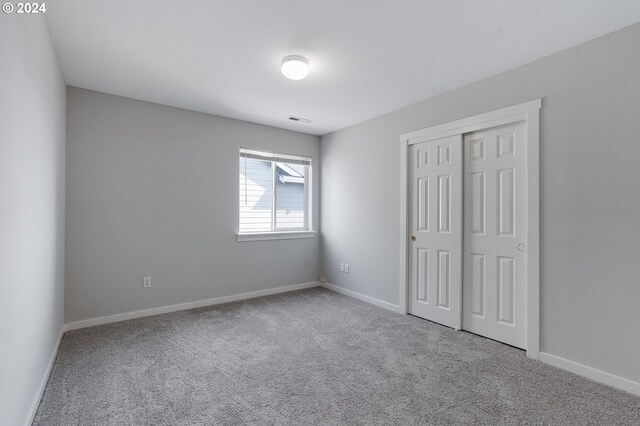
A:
[{"left": 288, "top": 116, "right": 313, "bottom": 124}]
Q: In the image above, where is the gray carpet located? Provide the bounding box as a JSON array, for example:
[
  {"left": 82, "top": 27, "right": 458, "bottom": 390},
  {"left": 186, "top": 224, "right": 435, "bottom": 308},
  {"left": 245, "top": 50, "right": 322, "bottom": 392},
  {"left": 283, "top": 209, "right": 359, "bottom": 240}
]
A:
[{"left": 34, "top": 288, "right": 640, "bottom": 425}]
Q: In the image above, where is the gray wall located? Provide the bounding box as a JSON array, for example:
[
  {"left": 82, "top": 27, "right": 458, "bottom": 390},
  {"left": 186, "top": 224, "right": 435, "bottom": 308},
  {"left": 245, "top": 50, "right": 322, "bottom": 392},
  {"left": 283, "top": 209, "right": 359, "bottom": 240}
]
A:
[
  {"left": 321, "top": 23, "right": 640, "bottom": 383},
  {"left": 0, "top": 15, "right": 66, "bottom": 426},
  {"left": 65, "top": 87, "right": 320, "bottom": 322}
]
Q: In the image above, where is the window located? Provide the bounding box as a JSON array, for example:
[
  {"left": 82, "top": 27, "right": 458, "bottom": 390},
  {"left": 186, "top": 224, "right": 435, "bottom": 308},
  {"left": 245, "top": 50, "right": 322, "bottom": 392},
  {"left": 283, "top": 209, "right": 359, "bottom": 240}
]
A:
[{"left": 238, "top": 149, "right": 313, "bottom": 240}]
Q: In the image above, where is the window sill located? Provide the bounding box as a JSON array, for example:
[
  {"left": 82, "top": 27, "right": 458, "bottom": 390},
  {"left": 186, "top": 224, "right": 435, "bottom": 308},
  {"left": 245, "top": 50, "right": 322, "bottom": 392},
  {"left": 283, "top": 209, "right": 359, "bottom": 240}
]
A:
[{"left": 237, "top": 230, "right": 316, "bottom": 242}]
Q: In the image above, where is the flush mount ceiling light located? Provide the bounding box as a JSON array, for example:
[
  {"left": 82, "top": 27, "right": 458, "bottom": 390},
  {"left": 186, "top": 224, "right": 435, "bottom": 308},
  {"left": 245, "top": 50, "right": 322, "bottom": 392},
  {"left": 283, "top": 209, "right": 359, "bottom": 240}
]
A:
[{"left": 281, "top": 55, "right": 309, "bottom": 80}]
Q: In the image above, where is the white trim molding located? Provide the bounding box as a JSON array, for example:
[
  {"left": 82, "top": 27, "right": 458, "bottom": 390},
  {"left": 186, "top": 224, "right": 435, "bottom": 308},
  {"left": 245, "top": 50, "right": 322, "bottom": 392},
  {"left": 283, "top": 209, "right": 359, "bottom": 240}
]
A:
[
  {"left": 399, "top": 99, "right": 542, "bottom": 359},
  {"left": 237, "top": 230, "right": 316, "bottom": 242},
  {"left": 64, "top": 281, "right": 321, "bottom": 331},
  {"left": 321, "top": 282, "right": 402, "bottom": 314},
  {"left": 540, "top": 353, "right": 640, "bottom": 397},
  {"left": 25, "top": 327, "right": 64, "bottom": 426}
]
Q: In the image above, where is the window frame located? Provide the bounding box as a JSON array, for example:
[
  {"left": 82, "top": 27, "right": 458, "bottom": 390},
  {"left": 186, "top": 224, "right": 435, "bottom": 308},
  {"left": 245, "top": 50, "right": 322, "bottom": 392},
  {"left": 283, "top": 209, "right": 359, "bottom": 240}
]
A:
[{"left": 237, "top": 148, "right": 315, "bottom": 242}]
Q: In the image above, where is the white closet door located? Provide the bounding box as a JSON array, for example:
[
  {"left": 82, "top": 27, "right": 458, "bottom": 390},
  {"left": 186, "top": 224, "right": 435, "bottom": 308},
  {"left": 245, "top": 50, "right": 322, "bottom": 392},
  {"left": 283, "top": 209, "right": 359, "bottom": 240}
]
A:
[
  {"left": 409, "top": 135, "right": 462, "bottom": 329},
  {"left": 462, "top": 123, "right": 527, "bottom": 348}
]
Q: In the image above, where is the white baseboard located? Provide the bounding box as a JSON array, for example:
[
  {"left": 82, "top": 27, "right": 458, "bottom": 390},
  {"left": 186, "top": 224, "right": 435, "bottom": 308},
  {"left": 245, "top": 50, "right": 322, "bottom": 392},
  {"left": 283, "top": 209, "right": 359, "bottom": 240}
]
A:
[
  {"left": 540, "top": 352, "right": 640, "bottom": 397},
  {"left": 321, "top": 282, "right": 402, "bottom": 314},
  {"left": 24, "top": 326, "right": 64, "bottom": 426},
  {"left": 64, "top": 281, "right": 321, "bottom": 332}
]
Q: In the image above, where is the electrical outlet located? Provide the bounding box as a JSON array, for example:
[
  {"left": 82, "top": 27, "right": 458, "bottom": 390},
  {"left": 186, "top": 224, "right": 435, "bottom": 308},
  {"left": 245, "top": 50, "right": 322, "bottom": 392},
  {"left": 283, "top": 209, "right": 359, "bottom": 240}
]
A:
[
  {"left": 319, "top": 276, "right": 326, "bottom": 283},
  {"left": 344, "top": 264, "right": 350, "bottom": 273},
  {"left": 339, "top": 263, "right": 345, "bottom": 272},
  {"left": 143, "top": 277, "right": 151, "bottom": 288}
]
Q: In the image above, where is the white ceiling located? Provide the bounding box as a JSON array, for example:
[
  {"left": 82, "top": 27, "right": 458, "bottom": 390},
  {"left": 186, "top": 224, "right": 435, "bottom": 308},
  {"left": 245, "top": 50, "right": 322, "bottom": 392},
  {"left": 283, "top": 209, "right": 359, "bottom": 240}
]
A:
[{"left": 45, "top": 1, "right": 640, "bottom": 136}]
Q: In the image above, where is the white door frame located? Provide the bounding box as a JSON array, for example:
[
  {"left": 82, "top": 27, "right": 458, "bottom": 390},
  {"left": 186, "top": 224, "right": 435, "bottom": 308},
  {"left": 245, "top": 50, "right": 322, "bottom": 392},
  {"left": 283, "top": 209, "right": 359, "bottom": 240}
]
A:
[{"left": 399, "top": 99, "right": 541, "bottom": 359}]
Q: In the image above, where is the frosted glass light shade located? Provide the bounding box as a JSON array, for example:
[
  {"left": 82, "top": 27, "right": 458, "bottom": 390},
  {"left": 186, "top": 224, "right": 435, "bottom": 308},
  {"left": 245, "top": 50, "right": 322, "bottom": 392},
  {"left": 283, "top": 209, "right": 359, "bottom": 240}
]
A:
[{"left": 281, "top": 56, "right": 309, "bottom": 80}]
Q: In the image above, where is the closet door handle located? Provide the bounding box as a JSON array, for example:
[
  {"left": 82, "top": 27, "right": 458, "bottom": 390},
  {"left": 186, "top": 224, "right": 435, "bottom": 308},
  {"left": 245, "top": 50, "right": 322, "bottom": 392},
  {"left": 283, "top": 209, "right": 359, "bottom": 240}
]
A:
[{"left": 411, "top": 235, "right": 416, "bottom": 241}]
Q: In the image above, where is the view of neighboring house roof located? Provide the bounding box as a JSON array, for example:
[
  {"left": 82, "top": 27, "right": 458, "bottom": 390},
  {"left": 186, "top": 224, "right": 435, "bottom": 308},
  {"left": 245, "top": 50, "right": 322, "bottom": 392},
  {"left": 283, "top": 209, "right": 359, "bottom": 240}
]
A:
[{"left": 276, "top": 162, "right": 304, "bottom": 184}]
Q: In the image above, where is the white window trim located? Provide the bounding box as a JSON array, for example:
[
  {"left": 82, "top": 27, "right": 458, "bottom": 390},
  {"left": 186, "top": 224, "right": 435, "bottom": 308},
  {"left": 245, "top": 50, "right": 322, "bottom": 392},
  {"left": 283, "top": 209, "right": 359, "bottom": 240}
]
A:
[
  {"left": 237, "top": 230, "right": 316, "bottom": 242},
  {"left": 238, "top": 148, "right": 313, "bottom": 239}
]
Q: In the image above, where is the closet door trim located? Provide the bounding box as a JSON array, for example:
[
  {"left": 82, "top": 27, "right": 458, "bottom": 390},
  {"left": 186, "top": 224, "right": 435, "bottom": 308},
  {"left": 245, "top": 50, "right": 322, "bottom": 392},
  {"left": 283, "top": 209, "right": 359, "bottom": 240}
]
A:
[{"left": 399, "top": 99, "right": 541, "bottom": 359}]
